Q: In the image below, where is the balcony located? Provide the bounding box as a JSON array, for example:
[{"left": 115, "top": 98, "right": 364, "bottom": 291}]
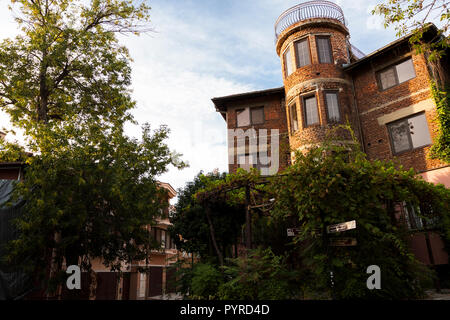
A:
[{"left": 275, "top": 1, "right": 346, "bottom": 41}]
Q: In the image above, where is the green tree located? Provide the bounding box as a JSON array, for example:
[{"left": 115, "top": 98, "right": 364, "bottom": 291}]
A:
[
  {"left": 169, "top": 171, "right": 245, "bottom": 264},
  {"left": 372, "top": 0, "right": 449, "bottom": 63},
  {"left": 218, "top": 247, "right": 301, "bottom": 300},
  {"left": 0, "top": 0, "right": 150, "bottom": 129},
  {"left": 3, "top": 123, "right": 184, "bottom": 294},
  {"left": 270, "top": 139, "right": 449, "bottom": 299},
  {"left": 0, "top": 0, "right": 186, "bottom": 296}
]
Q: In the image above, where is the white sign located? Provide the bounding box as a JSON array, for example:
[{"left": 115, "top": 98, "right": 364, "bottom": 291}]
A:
[
  {"left": 327, "top": 220, "right": 356, "bottom": 234},
  {"left": 287, "top": 228, "right": 300, "bottom": 237}
]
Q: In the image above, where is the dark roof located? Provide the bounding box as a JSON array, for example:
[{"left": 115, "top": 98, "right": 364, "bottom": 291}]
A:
[
  {"left": 212, "top": 86, "right": 285, "bottom": 112},
  {"left": 0, "top": 162, "right": 25, "bottom": 168},
  {"left": 343, "top": 23, "right": 438, "bottom": 71}
]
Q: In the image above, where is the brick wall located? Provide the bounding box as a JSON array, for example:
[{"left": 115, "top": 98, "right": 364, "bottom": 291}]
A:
[
  {"left": 225, "top": 93, "right": 290, "bottom": 174},
  {"left": 276, "top": 19, "right": 360, "bottom": 157},
  {"left": 349, "top": 42, "right": 447, "bottom": 172}
]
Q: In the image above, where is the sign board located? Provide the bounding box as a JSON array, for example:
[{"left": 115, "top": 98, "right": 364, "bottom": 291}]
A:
[
  {"left": 329, "top": 237, "right": 357, "bottom": 247},
  {"left": 287, "top": 228, "right": 300, "bottom": 237},
  {"left": 327, "top": 220, "right": 356, "bottom": 234}
]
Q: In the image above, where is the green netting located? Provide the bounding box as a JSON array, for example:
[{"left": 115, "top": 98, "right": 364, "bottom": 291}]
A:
[{"left": 0, "top": 180, "right": 32, "bottom": 300}]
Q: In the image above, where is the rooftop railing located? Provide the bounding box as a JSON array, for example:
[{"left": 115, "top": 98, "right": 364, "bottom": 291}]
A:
[{"left": 275, "top": 1, "right": 346, "bottom": 41}]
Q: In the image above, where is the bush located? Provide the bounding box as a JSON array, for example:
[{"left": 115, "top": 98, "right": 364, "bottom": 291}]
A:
[
  {"left": 189, "top": 263, "right": 223, "bottom": 300},
  {"left": 218, "top": 247, "right": 301, "bottom": 300}
]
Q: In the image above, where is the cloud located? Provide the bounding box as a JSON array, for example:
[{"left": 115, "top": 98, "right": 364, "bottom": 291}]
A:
[
  {"left": 366, "top": 4, "right": 386, "bottom": 31},
  {"left": 124, "top": 50, "right": 254, "bottom": 193}
]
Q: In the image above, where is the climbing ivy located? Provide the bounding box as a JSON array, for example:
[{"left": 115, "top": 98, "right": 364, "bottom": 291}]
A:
[{"left": 429, "top": 80, "right": 450, "bottom": 163}]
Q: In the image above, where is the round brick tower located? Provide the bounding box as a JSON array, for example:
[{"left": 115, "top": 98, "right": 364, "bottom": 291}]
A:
[{"left": 275, "top": 1, "right": 358, "bottom": 157}]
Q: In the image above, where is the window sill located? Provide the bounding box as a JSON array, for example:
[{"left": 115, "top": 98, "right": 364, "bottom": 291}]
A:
[
  {"left": 378, "top": 77, "right": 416, "bottom": 92},
  {"left": 391, "top": 144, "right": 431, "bottom": 156},
  {"left": 303, "top": 123, "right": 321, "bottom": 129}
]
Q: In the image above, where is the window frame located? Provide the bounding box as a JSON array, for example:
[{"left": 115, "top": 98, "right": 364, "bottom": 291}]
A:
[
  {"left": 315, "top": 36, "right": 333, "bottom": 64},
  {"left": 404, "top": 202, "right": 424, "bottom": 231},
  {"left": 376, "top": 57, "right": 416, "bottom": 91},
  {"left": 294, "top": 37, "right": 312, "bottom": 69},
  {"left": 387, "top": 112, "right": 431, "bottom": 156},
  {"left": 284, "top": 46, "right": 293, "bottom": 77},
  {"left": 236, "top": 108, "right": 250, "bottom": 128},
  {"left": 250, "top": 106, "right": 265, "bottom": 125},
  {"left": 138, "top": 273, "right": 147, "bottom": 298},
  {"left": 302, "top": 94, "right": 320, "bottom": 128},
  {"left": 236, "top": 106, "right": 265, "bottom": 127},
  {"left": 324, "top": 91, "right": 341, "bottom": 123},
  {"left": 288, "top": 102, "right": 299, "bottom": 134}
]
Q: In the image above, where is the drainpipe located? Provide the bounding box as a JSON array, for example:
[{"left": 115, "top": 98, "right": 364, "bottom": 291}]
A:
[
  {"left": 346, "top": 36, "right": 365, "bottom": 152},
  {"left": 350, "top": 76, "right": 366, "bottom": 153}
]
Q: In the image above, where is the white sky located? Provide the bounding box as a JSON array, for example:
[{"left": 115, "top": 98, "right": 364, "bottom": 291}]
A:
[{"left": 0, "top": 0, "right": 443, "bottom": 194}]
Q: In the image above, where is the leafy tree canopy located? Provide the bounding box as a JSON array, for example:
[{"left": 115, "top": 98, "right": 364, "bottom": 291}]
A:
[
  {"left": 270, "top": 140, "right": 449, "bottom": 299},
  {"left": 372, "top": 0, "right": 449, "bottom": 61},
  {"left": 0, "top": 0, "right": 186, "bottom": 295},
  {"left": 169, "top": 171, "right": 245, "bottom": 264}
]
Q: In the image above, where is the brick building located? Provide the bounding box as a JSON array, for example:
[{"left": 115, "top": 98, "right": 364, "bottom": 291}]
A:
[{"left": 212, "top": 1, "right": 449, "bottom": 267}]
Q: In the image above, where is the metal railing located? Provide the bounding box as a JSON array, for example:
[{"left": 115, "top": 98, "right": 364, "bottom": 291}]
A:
[{"left": 275, "top": 1, "right": 346, "bottom": 41}]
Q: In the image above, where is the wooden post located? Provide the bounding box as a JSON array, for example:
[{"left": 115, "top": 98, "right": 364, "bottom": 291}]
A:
[{"left": 205, "top": 206, "right": 224, "bottom": 266}]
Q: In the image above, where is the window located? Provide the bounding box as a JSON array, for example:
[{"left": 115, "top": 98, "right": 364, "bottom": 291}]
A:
[
  {"left": 294, "top": 38, "right": 311, "bottom": 68},
  {"left": 165, "top": 233, "right": 176, "bottom": 249},
  {"left": 237, "top": 153, "right": 256, "bottom": 172},
  {"left": 250, "top": 107, "right": 264, "bottom": 125},
  {"left": 377, "top": 58, "right": 416, "bottom": 90},
  {"left": 303, "top": 95, "right": 319, "bottom": 127},
  {"left": 151, "top": 227, "right": 168, "bottom": 249},
  {"left": 404, "top": 203, "right": 423, "bottom": 230},
  {"left": 236, "top": 108, "right": 250, "bottom": 127},
  {"left": 316, "top": 36, "right": 332, "bottom": 64},
  {"left": 161, "top": 229, "right": 166, "bottom": 249},
  {"left": 289, "top": 103, "right": 299, "bottom": 133},
  {"left": 284, "top": 47, "right": 293, "bottom": 76},
  {"left": 325, "top": 92, "right": 340, "bottom": 122},
  {"left": 138, "top": 273, "right": 147, "bottom": 298},
  {"left": 238, "top": 152, "right": 269, "bottom": 173},
  {"left": 387, "top": 112, "right": 431, "bottom": 154},
  {"left": 237, "top": 107, "right": 264, "bottom": 127}
]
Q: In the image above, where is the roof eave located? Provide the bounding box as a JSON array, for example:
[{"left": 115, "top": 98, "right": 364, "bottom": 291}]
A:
[{"left": 343, "top": 24, "right": 438, "bottom": 71}]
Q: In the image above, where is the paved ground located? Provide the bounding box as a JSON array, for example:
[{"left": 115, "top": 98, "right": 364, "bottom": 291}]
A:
[
  {"left": 148, "top": 293, "right": 183, "bottom": 300},
  {"left": 424, "top": 289, "right": 450, "bottom": 300}
]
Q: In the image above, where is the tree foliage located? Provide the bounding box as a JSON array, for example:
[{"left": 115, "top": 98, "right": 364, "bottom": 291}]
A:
[
  {"left": 169, "top": 171, "right": 245, "bottom": 264},
  {"left": 181, "top": 133, "right": 450, "bottom": 300},
  {"left": 270, "top": 140, "right": 449, "bottom": 299},
  {"left": 218, "top": 247, "right": 300, "bottom": 300},
  {"left": 5, "top": 123, "right": 184, "bottom": 288},
  {"left": 0, "top": 0, "right": 151, "bottom": 131},
  {"left": 372, "top": 0, "right": 449, "bottom": 62},
  {"left": 0, "top": 0, "right": 186, "bottom": 295},
  {"left": 429, "top": 81, "right": 450, "bottom": 162}
]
